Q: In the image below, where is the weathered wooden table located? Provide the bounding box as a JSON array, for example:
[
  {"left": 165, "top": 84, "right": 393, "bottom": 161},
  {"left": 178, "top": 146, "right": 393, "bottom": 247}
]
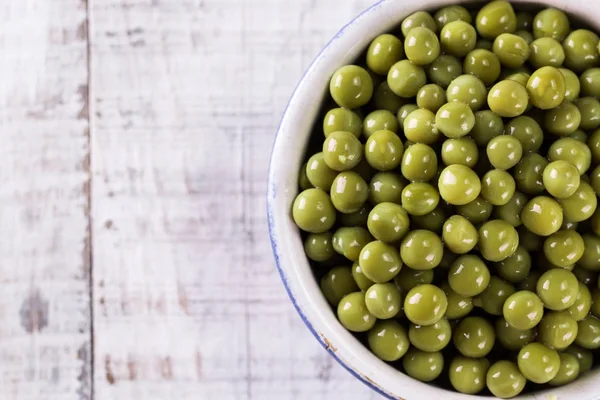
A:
[{"left": 3, "top": 0, "right": 384, "bottom": 398}]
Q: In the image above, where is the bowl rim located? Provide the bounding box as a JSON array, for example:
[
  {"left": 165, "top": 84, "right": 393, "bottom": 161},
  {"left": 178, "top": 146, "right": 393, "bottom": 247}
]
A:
[{"left": 267, "top": 0, "right": 599, "bottom": 399}]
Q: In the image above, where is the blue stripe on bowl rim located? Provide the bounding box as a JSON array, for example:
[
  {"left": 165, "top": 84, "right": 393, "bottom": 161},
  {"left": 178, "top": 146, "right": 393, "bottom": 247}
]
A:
[{"left": 266, "top": 1, "right": 395, "bottom": 399}]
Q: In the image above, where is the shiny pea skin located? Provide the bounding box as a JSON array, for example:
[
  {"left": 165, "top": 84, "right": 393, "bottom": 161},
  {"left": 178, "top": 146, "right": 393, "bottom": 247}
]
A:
[
  {"left": 443, "top": 215, "right": 478, "bottom": 254},
  {"left": 367, "top": 320, "right": 409, "bottom": 361},
  {"left": 337, "top": 292, "right": 376, "bottom": 332},
  {"left": 330, "top": 65, "right": 373, "bottom": 109},
  {"left": 359, "top": 240, "right": 402, "bottom": 283},
  {"left": 367, "top": 202, "right": 410, "bottom": 243},
  {"left": 449, "top": 356, "right": 488, "bottom": 395},
  {"left": 365, "top": 283, "right": 402, "bottom": 319},
  {"left": 330, "top": 171, "right": 369, "bottom": 214},
  {"left": 321, "top": 266, "right": 359, "bottom": 306}
]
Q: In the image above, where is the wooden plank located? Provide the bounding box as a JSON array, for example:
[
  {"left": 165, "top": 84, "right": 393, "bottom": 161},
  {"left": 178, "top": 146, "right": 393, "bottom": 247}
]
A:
[
  {"left": 0, "top": 0, "right": 91, "bottom": 399},
  {"left": 90, "top": 0, "right": 381, "bottom": 398}
]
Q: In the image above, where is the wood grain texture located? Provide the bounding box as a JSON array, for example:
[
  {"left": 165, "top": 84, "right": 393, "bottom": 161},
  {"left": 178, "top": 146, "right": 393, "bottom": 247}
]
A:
[
  {"left": 0, "top": 0, "right": 91, "bottom": 399},
  {"left": 90, "top": 0, "right": 381, "bottom": 399}
]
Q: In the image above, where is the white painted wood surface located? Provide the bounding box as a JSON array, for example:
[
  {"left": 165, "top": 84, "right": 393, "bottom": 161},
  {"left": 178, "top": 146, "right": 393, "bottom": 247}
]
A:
[{"left": 0, "top": 0, "right": 385, "bottom": 399}]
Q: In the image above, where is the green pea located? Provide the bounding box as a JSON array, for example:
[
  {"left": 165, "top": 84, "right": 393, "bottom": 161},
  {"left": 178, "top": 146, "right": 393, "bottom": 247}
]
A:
[
  {"left": 323, "top": 130, "right": 363, "bottom": 171},
  {"left": 521, "top": 196, "right": 563, "bottom": 236},
  {"left": 338, "top": 204, "right": 371, "bottom": 228},
  {"left": 367, "top": 320, "right": 409, "bottom": 361},
  {"left": 442, "top": 215, "right": 478, "bottom": 254},
  {"left": 402, "top": 349, "right": 444, "bottom": 382},
  {"left": 410, "top": 206, "right": 447, "bottom": 233},
  {"left": 352, "top": 262, "right": 375, "bottom": 291},
  {"left": 404, "top": 27, "right": 440, "bottom": 65},
  {"left": 561, "top": 68, "right": 581, "bottom": 101},
  {"left": 366, "top": 34, "right": 404, "bottom": 76},
  {"left": 402, "top": 11, "right": 438, "bottom": 36},
  {"left": 456, "top": 196, "right": 493, "bottom": 223},
  {"left": 563, "top": 29, "right": 600, "bottom": 72},
  {"left": 486, "top": 136, "right": 523, "bottom": 170},
  {"left": 470, "top": 111, "right": 504, "bottom": 148},
  {"left": 481, "top": 169, "right": 516, "bottom": 206},
  {"left": 441, "top": 137, "right": 478, "bottom": 168},
  {"left": 441, "top": 21, "right": 477, "bottom": 57},
  {"left": 538, "top": 311, "right": 579, "bottom": 350},
  {"left": 537, "top": 269, "right": 579, "bottom": 311},
  {"left": 292, "top": 188, "right": 336, "bottom": 233},
  {"left": 388, "top": 60, "right": 426, "bottom": 98},
  {"left": 486, "top": 361, "right": 526, "bottom": 399},
  {"left": 332, "top": 227, "right": 373, "bottom": 262},
  {"left": 526, "top": 66, "right": 566, "bottom": 109},
  {"left": 358, "top": 240, "right": 402, "bottom": 283},
  {"left": 400, "top": 229, "right": 443, "bottom": 270},
  {"left": 373, "top": 82, "right": 407, "bottom": 114},
  {"left": 304, "top": 232, "right": 334, "bottom": 262},
  {"left": 364, "top": 130, "right": 404, "bottom": 171},
  {"left": 306, "top": 152, "right": 338, "bottom": 191},
  {"left": 495, "top": 245, "right": 531, "bottom": 283},
  {"left": 363, "top": 110, "right": 399, "bottom": 138},
  {"left": 475, "top": 0, "right": 517, "bottom": 40},
  {"left": 533, "top": 8, "right": 570, "bottom": 41},
  {"left": 449, "top": 255, "right": 490, "bottom": 297},
  {"left": 404, "top": 109, "right": 440, "bottom": 145},
  {"left": 395, "top": 267, "right": 434, "bottom": 292},
  {"left": 487, "top": 80, "right": 529, "bottom": 117},
  {"left": 368, "top": 172, "right": 405, "bottom": 205},
  {"left": 464, "top": 49, "right": 501, "bottom": 85},
  {"left": 449, "top": 356, "right": 488, "bottom": 395},
  {"left": 401, "top": 143, "right": 438, "bottom": 182},
  {"left": 409, "top": 318, "right": 452, "bottom": 352},
  {"left": 337, "top": 292, "right": 376, "bottom": 332},
  {"left": 589, "top": 128, "right": 600, "bottom": 163},
  {"left": 502, "top": 290, "right": 544, "bottom": 330},
  {"left": 578, "top": 234, "right": 600, "bottom": 271},
  {"left": 397, "top": 104, "right": 419, "bottom": 126},
  {"left": 427, "top": 55, "right": 463, "bottom": 88},
  {"left": 565, "top": 345, "right": 594, "bottom": 373},
  {"left": 323, "top": 108, "right": 363, "bottom": 138},
  {"left": 544, "top": 230, "right": 585, "bottom": 269},
  {"left": 321, "top": 266, "right": 359, "bottom": 306},
  {"left": 404, "top": 284, "right": 447, "bottom": 326},
  {"left": 545, "top": 101, "right": 582, "bottom": 136},
  {"left": 496, "top": 317, "right": 535, "bottom": 350},
  {"left": 401, "top": 182, "right": 440, "bottom": 216},
  {"left": 543, "top": 160, "right": 580, "bottom": 199},
  {"left": 366, "top": 202, "right": 410, "bottom": 244},
  {"left": 568, "top": 282, "right": 592, "bottom": 321},
  {"left": 416, "top": 84, "right": 446, "bottom": 113},
  {"left": 505, "top": 70, "right": 531, "bottom": 85},
  {"left": 493, "top": 33, "right": 529, "bottom": 68},
  {"left": 574, "top": 97, "right": 600, "bottom": 130},
  {"left": 477, "top": 276, "right": 516, "bottom": 315},
  {"left": 330, "top": 65, "right": 373, "bottom": 109},
  {"left": 557, "top": 182, "right": 597, "bottom": 222},
  {"left": 447, "top": 74, "right": 487, "bottom": 111},
  {"left": 494, "top": 191, "right": 528, "bottom": 227},
  {"left": 438, "top": 165, "right": 481, "bottom": 205},
  {"left": 478, "top": 219, "right": 519, "bottom": 262},
  {"left": 454, "top": 316, "right": 495, "bottom": 357},
  {"left": 365, "top": 283, "right": 402, "bottom": 319},
  {"left": 442, "top": 282, "right": 474, "bottom": 320},
  {"left": 517, "top": 343, "right": 560, "bottom": 383},
  {"left": 580, "top": 67, "right": 600, "bottom": 97},
  {"left": 575, "top": 315, "right": 600, "bottom": 349},
  {"left": 435, "top": 5, "right": 472, "bottom": 30},
  {"left": 530, "top": 37, "right": 565, "bottom": 69},
  {"left": 436, "top": 102, "right": 475, "bottom": 138},
  {"left": 549, "top": 353, "right": 580, "bottom": 386},
  {"left": 330, "top": 172, "right": 368, "bottom": 214}
]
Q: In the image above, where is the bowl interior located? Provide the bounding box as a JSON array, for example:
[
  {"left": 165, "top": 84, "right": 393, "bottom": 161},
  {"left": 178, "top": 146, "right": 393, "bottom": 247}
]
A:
[{"left": 267, "top": 0, "right": 600, "bottom": 399}]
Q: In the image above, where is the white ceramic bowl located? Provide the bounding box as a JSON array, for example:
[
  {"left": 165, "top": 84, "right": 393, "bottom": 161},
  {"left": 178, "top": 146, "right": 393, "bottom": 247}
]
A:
[{"left": 267, "top": 1, "right": 600, "bottom": 398}]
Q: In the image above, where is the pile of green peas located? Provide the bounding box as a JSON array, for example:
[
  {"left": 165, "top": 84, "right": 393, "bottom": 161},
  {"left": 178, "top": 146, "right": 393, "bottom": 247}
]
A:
[{"left": 291, "top": 1, "right": 600, "bottom": 398}]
